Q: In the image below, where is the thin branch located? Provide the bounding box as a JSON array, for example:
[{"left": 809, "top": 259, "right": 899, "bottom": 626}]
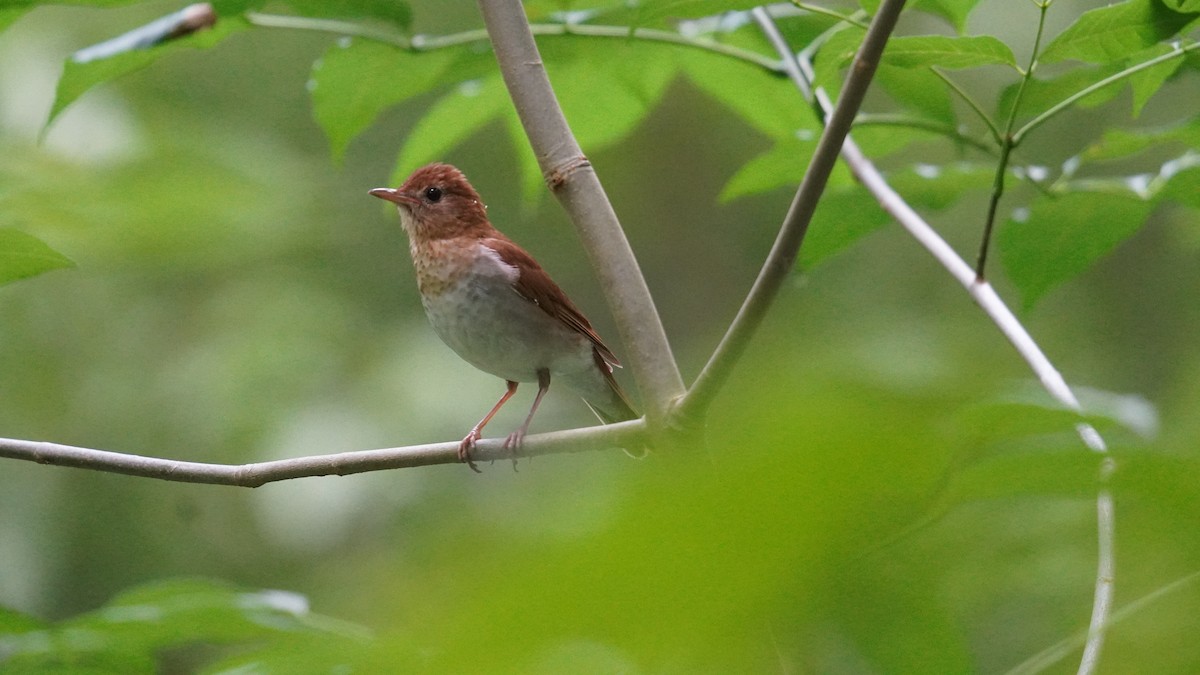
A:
[
  {"left": 1006, "top": 568, "right": 1200, "bottom": 675},
  {"left": 70, "top": 3, "right": 217, "bottom": 63},
  {"left": 244, "top": 12, "right": 783, "bottom": 72},
  {"left": 475, "top": 0, "right": 686, "bottom": 422},
  {"left": 0, "top": 421, "right": 646, "bottom": 487},
  {"left": 792, "top": 1, "right": 872, "bottom": 29},
  {"left": 244, "top": 12, "right": 411, "bottom": 48},
  {"left": 752, "top": 11, "right": 1115, "bottom": 675},
  {"left": 930, "top": 67, "right": 1003, "bottom": 144},
  {"left": 973, "top": 0, "right": 1050, "bottom": 281},
  {"left": 1013, "top": 39, "right": 1200, "bottom": 145},
  {"left": 853, "top": 113, "right": 997, "bottom": 155},
  {"left": 676, "top": 0, "right": 908, "bottom": 421}
]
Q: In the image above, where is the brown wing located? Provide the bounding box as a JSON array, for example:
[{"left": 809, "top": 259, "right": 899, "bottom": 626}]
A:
[{"left": 483, "top": 236, "right": 621, "bottom": 368}]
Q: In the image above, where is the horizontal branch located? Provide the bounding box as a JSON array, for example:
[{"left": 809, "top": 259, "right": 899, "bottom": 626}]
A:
[
  {"left": 244, "top": 12, "right": 783, "bottom": 72},
  {"left": 0, "top": 420, "right": 646, "bottom": 487}
]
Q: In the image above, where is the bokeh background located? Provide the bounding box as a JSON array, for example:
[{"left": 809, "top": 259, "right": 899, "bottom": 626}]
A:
[{"left": 2, "top": 0, "right": 1199, "bottom": 671}]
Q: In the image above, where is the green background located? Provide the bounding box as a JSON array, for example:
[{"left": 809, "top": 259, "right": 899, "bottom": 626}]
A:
[{"left": 2, "top": 0, "right": 1199, "bottom": 671}]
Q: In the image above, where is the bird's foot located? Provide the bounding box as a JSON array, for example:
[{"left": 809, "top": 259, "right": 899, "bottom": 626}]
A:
[
  {"left": 458, "top": 431, "right": 483, "bottom": 474},
  {"left": 503, "top": 429, "right": 526, "bottom": 472}
]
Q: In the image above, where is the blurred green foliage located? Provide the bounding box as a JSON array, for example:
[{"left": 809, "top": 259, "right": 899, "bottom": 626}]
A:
[{"left": 2, "top": 0, "right": 1200, "bottom": 672}]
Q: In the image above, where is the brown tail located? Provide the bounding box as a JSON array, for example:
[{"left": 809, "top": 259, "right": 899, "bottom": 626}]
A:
[{"left": 587, "top": 349, "right": 639, "bottom": 424}]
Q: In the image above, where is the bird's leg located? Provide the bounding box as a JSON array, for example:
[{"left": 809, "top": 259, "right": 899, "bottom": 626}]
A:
[
  {"left": 505, "top": 369, "right": 550, "bottom": 469},
  {"left": 459, "top": 380, "right": 518, "bottom": 473}
]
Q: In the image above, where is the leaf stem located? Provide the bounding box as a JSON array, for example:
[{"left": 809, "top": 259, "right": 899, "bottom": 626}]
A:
[
  {"left": 854, "top": 113, "right": 998, "bottom": 155},
  {"left": 244, "top": 12, "right": 784, "bottom": 72},
  {"left": 792, "top": 1, "right": 872, "bottom": 29},
  {"left": 974, "top": 0, "right": 1049, "bottom": 281},
  {"left": 1013, "top": 40, "right": 1200, "bottom": 145},
  {"left": 930, "top": 67, "right": 1003, "bottom": 144},
  {"left": 244, "top": 12, "right": 411, "bottom": 47}
]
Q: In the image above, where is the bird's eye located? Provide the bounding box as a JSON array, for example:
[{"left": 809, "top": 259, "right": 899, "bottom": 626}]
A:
[{"left": 424, "top": 186, "right": 443, "bottom": 203}]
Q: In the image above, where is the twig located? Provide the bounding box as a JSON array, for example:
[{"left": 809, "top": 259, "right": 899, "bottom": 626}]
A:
[
  {"left": 792, "top": 1, "right": 871, "bottom": 29},
  {"left": 1006, "top": 568, "right": 1200, "bottom": 675},
  {"left": 72, "top": 3, "right": 216, "bottom": 63},
  {"left": 974, "top": 0, "right": 1050, "bottom": 281},
  {"left": 0, "top": 421, "right": 645, "bottom": 487},
  {"left": 1013, "top": 39, "right": 1200, "bottom": 145},
  {"left": 475, "top": 0, "right": 686, "bottom": 422},
  {"left": 929, "top": 67, "right": 1002, "bottom": 144},
  {"left": 244, "top": 12, "right": 783, "bottom": 72},
  {"left": 677, "top": 0, "right": 908, "bottom": 421},
  {"left": 853, "top": 113, "right": 997, "bottom": 155},
  {"left": 752, "top": 11, "right": 1115, "bottom": 675}
]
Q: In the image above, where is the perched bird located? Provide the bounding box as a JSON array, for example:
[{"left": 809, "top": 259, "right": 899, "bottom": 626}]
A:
[{"left": 370, "top": 163, "right": 638, "bottom": 471}]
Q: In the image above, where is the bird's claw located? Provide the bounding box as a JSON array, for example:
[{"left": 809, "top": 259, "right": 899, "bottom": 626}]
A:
[
  {"left": 458, "top": 431, "right": 483, "bottom": 474},
  {"left": 503, "top": 430, "right": 525, "bottom": 472}
]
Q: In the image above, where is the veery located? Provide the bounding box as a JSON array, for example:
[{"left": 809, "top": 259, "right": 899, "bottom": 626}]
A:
[{"left": 370, "top": 163, "right": 637, "bottom": 472}]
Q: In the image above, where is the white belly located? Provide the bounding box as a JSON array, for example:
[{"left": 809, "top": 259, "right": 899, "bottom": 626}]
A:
[{"left": 420, "top": 245, "right": 596, "bottom": 385}]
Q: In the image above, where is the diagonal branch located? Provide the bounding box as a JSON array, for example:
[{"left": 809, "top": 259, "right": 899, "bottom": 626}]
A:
[
  {"left": 677, "top": 0, "right": 908, "bottom": 421},
  {"left": 0, "top": 421, "right": 646, "bottom": 487},
  {"left": 475, "top": 0, "right": 686, "bottom": 423},
  {"left": 751, "top": 10, "right": 1115, "bottom": 675}
]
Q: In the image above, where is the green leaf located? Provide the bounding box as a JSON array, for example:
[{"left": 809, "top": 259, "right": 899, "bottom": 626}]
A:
[
  {"left": 1128, "top": 42, "right": 1187, "bottom": 116},
  {"left": 629, "top": 0, "right": 764, "bottom": 27},
  {"left": 1078, "top": 120, "right": 1200, "bottom": 162},
  {"left": 0, "top": 0, "right": 152, "bottom": 10},
  {"left": 0, "top": 228, "right": 75, "bottom": 286},
  {"left": 47, "top": 15, "right": 247, "bottom": 129},
  {"left": 0, "top": 578, "right": 369, "bottom": 673},
  {"left": 1040, "top": 0, "right": 1197, "bottom": 64},
  {"left": 999, "top": 191, "right": 1154, "bottom": 308},
  {"left": 0, "top": 606, "right": 46, "bottom": 634},
  {"left": 884, "top": 35, "right": 1016, "bottom": 69},
  {"left": 803, "top": 181, "right": 891, "bottom": 266},
  {"left": 913, "top": 0, "right": 983, "bottom": 32},
  {"left": 943, "top": 447, "right": 1103, "bottom": 504},
  {"left": 1162, "top": 0, "right": 1200, "bottom": 11},
  {"left": 886, "top": 162, "right": 995, "bottom": 210},
  {"left": 719, "top": 134, "right": 818, "bottom": 202},
  {"left": 875, "top": 65, "right": 956, "bottom": 126},
  {"left": 547, "top": 39, "right": 677, "bottom": 153},
  {"left": 956, "top": 382, "right": 1157, "bottom": 442},
  {"left": 393, "top": 75, "right": 509, "bottom": 185},
  {"left": 812, "top": 27, "right": 864, "bottom": 94},
  {"left": 282, "top": 0, "right": 411, "bottom": 28},
  {"left": 311, "top": 40, "right": 465, "bottom": 160},
  {"left": 503, "top": 110, "right": 545, "bottom": 206},
  {"left": 1, "top": 7, "right": 28, "bottom": 34},
  {"left": 1162, "top": 163, "right": 1200, "bottom": 208},
  {"left": 478, "top": 38, "right": 679, "bottom": 205},
  {"left": 719, "top": 141, "right": 882, "bottom": 265},
  {"left": 851, "top": 123, "right": 923, "bottom": 158},
  {"left": 997, "top": 63, "right": 1123, "bottom": 121},
  {"left": 681, "top": 42, "right": 820, "bottom": 138},
  {"left": 860, "top": 0, "right": 982, "bottom": 32},
  {"left": 1112, "top": 449, "right": 1200, "bottom": 513},
  {"left": 1080, "top": 127, "right": 1166, "bottom": 162}
]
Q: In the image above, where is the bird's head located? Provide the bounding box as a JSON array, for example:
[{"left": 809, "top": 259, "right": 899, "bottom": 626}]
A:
[{"left": 370, "top": 163, "right": 490, "bottom": 241}]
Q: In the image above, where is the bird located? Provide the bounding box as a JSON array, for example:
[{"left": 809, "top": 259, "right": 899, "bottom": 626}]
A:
[{"left": 370, "top": 163, "right": 638, "bottom": 472}]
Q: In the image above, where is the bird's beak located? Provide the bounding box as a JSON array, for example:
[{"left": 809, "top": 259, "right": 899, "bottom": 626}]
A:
[{"left": 369, "top": 187, "right": 418, "bottom": 207}]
